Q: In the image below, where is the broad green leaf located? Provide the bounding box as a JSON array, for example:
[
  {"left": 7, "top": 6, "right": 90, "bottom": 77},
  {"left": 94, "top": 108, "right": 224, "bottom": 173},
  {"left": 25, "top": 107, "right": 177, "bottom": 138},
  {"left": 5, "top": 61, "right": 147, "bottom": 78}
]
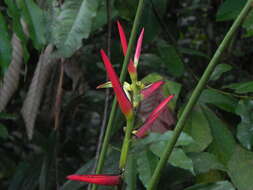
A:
[
  {"left": 137, "top": 150, "right": 158, "bottom": 188},
  {"left": 199, "top": 89, "right": 237, "bottom": 113},
  {"left": 158, "top": 44, "right": 184, "bottom": 77},
  {"left": 235, "top": 100, "right": 253, "bottom": 150},
  {"left": 5, "top": 0, "right": 29, "bottom": 63},
  {"left": 0, "top": 123, "right": 8, "bottom": 139},
  {"left": 185, "top": 181, "right": 235, "bottom": 190},
  {"left": 227, "top": 146, "right": 253, "bottom": 190},
  {"left": 183, "top": 105, "right": 213, "bottom": 152},
  {"left": 223, "top": 81, "right": 253, "bottom": 94},
  {"left": 52, "top": 0, "right": 100, "bottom": 57},
  {"left": 150, "top": 145, "right": 194, "bottom": 173},
  {"left": 0, "top": 12, "right": 12, "bottom": 72},
  {"left": 125, "top": 154, "right": 137, "bottom": 190},
  {"left": 203, "top": 106, "right": 236, "bottom": 165},
  {"left": 18, "top": 0, "right": 46, "bottom": 49},
  {"left": 216, "top": 0, "right": 247, "bottom": 21},
  {"left": 189, "top": 152, "right": 226, "bottom": 174},
  {"left": 210, "top": 64, "right": 232, "bottom": 81},
  {"left": 5, "top": 0, "right": 26, "bottom": 42},
  {"left": 242, "top": 10, "right": 253, "bottom": 37},
  {"left": 91, "top": 0, "right": 118, "bottom": 31},
  {"left": 132, "top": 131, "right": 194, "bottom": 154}
]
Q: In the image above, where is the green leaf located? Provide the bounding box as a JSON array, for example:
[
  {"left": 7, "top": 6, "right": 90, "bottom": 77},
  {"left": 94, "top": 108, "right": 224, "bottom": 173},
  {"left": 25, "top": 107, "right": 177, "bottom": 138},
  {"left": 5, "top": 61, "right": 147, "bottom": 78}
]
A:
[
  {"left": 235, "top": 100, "right": 253, "bottom": 150},
  {"left": 210, "top": 64, "right": 232, "bottom": 81},
  {"left": 52, "top": 0, "right": 100, "bottom": 57},
  {"left": 0, "top": 123, "right": 8, "bottom": 139},
  {"left": 203, "top": 106, "right": 236, "bottom": 165},
  {"left": 183, "top": 105, "right": 213, "bottom": 152},
  {"left": 189, "top": 152, "right": 226, "bottom": 174},
  {"left": 137, "top": 150, "right": 158, "bottom": 188},
  {"left": 185, "top": 181, "right": 235, "bottom": 190},
  {"left": 132, "top": 131, "right": 194, "bottom": 154},
  {"left": 91, "top": 0, "right": 118, "bottom": 31},
  {"left": 150, "top": 144, "right": 194, "bottom": 173},
  {"left": 227, "top": 146, "right": 253, "bottom": 190},
  {"left": 158, "top": 44, "right": 184, "bottom": 77},
  {"left": 223, "top": 81, "right": 253, "bottom": 94},
  {"left": 5, "top": 0, "right": 29, "bottom": 63},
  {"left": 19, "top": 0, "right": 46, "bottom": 49},
  {"left": 242, "top": 10, "right": 253, "bottom": 37},
  {"left": 216, "top": 0, "right": 247, "bottom": 21},
  {"left": 0, "top": 11, "right": 12, "bottom": 72},
  {"left": 199, "top": 89, "right": 238, "bottom": 113}
]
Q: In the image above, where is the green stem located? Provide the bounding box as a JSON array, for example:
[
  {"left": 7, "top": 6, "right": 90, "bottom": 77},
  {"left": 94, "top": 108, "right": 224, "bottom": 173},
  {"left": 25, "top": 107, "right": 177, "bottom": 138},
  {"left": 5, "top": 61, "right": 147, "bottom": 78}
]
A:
[
  {"left": 147, "top": 1, "right": 253, "bottom": 189},
  {"left": 119, "top": 117, "right": 135, "bottom": 169},
  {"left": 92, "top": 0, "right": 145, "bottom": 189}
]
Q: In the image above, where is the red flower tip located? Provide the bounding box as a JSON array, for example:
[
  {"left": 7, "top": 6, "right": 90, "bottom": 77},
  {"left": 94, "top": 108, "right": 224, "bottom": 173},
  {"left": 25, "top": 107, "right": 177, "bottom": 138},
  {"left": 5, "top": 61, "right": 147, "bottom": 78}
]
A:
[
  {"left": 135, "top": 95, "right": 174, "bottom": 138},
  {"left": 128, "top": 59, "right": 137, "bottom": 74},
  {"left": 117, "top": 21, "right": 128, "bottom": 56},
  {"left": 141, "top": 81, "right": 165, "bottom": 99},
  {"left": 100, "top": 49, "right": 133, "bottom": 118},
  {"left": 134, "top": 28, "right": 144, "bottom": 65},
  {"left": 67, "top": 174, "right": 121, "bottom": 186}
]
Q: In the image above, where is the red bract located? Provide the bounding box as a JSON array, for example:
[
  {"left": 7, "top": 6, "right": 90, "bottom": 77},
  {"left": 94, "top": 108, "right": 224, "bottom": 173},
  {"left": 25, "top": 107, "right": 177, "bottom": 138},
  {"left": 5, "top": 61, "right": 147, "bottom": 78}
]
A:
[
  {"left": 135, "top": 95, "right": 174, "bottom": 138},
  {"left": 67, "top": 174, "right": 121, "bottom": 186},
  {"left": 134, "top": 28, "right": 144, "bottom": 65},
  {"left": 141, "top": 81, "right": 165, "bottom": 100},
  {"left": 100, "top": 50, "right": 133, "bottom": 118},
  {"left": 117, "top": 21, "right": 143, "bottom": 75}
]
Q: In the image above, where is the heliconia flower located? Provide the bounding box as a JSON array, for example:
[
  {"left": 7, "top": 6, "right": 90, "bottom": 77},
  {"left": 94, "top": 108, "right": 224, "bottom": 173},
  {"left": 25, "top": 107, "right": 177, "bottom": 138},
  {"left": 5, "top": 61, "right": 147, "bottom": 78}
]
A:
[
  {"left": 67, "top": 174, "right": 121, "bottom": 186},
  {"left": 117, "top": 21, "right": 144, "bottom": 77},
  {"left": 135, "top": 95, "right": 174, "bottom": 138},
  {"left": 100, "top": 50, "right": 133, "bottom": 118},
  {"left": 141, "top": 81, "right": 165, "bottom": 100},
  {"left": 134, "top": 28, "right": 144, "bottom": 66}
]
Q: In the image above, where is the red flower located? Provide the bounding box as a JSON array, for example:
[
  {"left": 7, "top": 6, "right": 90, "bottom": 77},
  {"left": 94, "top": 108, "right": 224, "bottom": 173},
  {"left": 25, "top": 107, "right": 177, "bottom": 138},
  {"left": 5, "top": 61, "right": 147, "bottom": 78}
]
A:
[
  {"left": 135, "top": 95, "right": 174, "bottom": 138},
  {"left": 100, "top": 50, "right": 133, "bottom": 118},
  {"left": 67, "top": 174, "right": 121, "bottom": 186},
  {"left": 141, "top": 81, "right": 165, "bottom": 100}
]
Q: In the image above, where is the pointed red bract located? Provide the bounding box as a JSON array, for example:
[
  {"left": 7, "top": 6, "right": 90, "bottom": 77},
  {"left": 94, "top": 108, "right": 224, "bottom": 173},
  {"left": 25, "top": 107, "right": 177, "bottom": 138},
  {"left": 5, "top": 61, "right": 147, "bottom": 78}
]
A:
[
  {"left": 134, "top": 28, "right": 144, "bottom": 65},
  {"left": 141, "top": 81, "right": 165, "bottom": 99},
  {"left": 100, "top": 50, "right": 133, "bottom": 118},
  {"left": 117, "top": 21, "right": 137, "bottom": 75},
  {"left": 135, "top": 95, "right": 174, "bottom": 138},
  {"left": 67, "top": 174, "right": 121, "bottom": 186},
  {"left": 117, "top": 21, "right": 128, "bottom": 56}
]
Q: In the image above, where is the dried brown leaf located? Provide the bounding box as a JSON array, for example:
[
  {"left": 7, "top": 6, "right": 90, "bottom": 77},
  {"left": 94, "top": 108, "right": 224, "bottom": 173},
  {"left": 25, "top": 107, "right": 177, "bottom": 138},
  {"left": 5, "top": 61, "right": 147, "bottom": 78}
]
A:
[
  {"left": 21, "top": 45, "right": 53, "bottom": 139},
  {"left": 138, "top": 86, "right": 175, "bottom": 133},
  {"left": 0, "top": 34, "right": 23, "bottom": 111}
]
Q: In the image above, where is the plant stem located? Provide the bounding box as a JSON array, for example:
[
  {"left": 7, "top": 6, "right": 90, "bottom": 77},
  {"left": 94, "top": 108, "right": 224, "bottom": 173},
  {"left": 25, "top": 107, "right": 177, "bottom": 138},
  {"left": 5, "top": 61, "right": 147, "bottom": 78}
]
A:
[
  {"left": 92, "top": 0, "right": 145, "bottom": 189},
  {"left": 119, "top": 117, "right": 134, "bottom": 169},
  {"left": 147, "top": 1, "right": 253, "bottom": 189}
]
